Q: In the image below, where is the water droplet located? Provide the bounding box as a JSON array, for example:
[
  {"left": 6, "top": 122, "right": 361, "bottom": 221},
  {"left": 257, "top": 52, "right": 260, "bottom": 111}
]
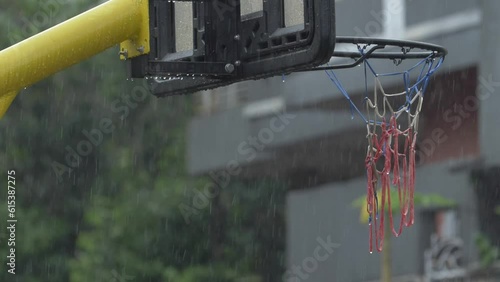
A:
[{"left": 370, "top": 251, "right": 373, "bottom": 254}]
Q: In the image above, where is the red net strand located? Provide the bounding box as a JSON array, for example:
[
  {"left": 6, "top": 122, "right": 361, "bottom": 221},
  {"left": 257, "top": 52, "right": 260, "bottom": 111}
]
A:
[{"left": 365, "top": 115, "right": 417, "bottom": 253}]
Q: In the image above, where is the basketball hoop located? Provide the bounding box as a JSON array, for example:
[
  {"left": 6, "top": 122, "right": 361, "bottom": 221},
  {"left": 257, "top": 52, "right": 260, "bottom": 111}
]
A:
[{"left": 305, "top": 37, "right": 447, "bottom": 253}]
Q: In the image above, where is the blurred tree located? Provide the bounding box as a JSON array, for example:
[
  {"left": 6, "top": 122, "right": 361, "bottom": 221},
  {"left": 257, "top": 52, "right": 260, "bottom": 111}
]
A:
[
  {"left": 475, "top": 233, "right": 499, "bottom": 269},
  {"left": 0, "top": 1, "right": 286, "bottom": 281},
  {"left": 70, "top": 174, "right": 286, "bottom": 281},
  {"left": 0, "top": 0, "right": 120, "bottom": 281},
  {"left": 474, "top": 205, "right": 500, "bottom": 270},
  {"left": 471, "top": 168, "right": 500, "bottom": 250}
]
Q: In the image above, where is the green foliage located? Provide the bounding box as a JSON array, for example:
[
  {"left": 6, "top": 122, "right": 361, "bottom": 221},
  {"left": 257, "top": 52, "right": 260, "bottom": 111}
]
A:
[
  {"left": 164, "top": 265, "right": 239, "bottom": 282},
  {"left": 352, "top": 187, "right": 456, "bottom": 224},
  {"left": 414, "top": 193, "right": 457, "bottom": 208},
  {"left": 495, "top": 205, "right": 500, "bottom": 216},
  {"left": 475, "top": 233, "right": 499, "bottom": 269},
  {"left": 0, "top": 1, "right": 286, "bottom": 281},
  {"left": 0, "top": 1, "right": 116, "bottom": 281},
  {"left": 70, "top": 178, "right": 286, "bottom": 281}
]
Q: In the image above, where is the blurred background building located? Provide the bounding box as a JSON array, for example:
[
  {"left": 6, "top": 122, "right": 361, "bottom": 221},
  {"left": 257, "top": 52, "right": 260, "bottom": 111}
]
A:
[{"left": 186, "top": 0, "right": 500, "bottom": 281}]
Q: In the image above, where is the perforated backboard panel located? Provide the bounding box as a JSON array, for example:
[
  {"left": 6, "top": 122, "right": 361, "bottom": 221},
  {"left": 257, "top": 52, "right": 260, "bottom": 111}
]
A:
[{"left": 127, "top": 0, "right": 335, "bottom": 97}]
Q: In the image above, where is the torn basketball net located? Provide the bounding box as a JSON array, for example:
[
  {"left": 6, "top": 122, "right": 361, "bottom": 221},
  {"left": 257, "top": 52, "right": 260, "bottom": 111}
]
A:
[{"left": 326, "top": 45, "right": 444, "bottom": 253}]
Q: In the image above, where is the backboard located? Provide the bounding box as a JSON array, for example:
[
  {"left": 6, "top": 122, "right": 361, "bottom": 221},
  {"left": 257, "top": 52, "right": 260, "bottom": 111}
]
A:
[{"left": 126, "top": 0, "right": 336, "bottom": 97}]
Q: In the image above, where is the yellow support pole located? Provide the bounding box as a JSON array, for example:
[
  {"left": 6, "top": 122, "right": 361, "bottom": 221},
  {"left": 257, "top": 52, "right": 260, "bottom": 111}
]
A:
[{"left": 0, "top": 0, "right": 149, "bottom": 118}]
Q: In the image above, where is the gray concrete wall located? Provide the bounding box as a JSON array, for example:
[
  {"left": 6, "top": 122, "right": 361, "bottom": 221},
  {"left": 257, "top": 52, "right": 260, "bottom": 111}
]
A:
[
  {"left": 286, "top": 162, "right": 479, "bottom": 281},
  {"left": 187, "top": 106, "right": 366, "bottom": 175},
  {"left": 406, "top": 0, "right": 477, "bottom": 26},
  {"left": 335, "top": 0, "right": 382, "bottom": 36},
  {"left": 479, "top": 0, "right": 500, "bottom": 166}
]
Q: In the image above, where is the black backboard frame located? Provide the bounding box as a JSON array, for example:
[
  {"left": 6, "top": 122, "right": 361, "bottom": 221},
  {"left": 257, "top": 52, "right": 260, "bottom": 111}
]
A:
[{"left": 128, "top": 0, "right": 336, "bottom": 97}]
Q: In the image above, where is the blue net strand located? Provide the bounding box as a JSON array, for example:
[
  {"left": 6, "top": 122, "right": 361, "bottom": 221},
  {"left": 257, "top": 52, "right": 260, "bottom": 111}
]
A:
[
  {"left": 325, "top": 69, "right": 368, "bottom": 123},
  {"left": 362, "top": 54, "right": 432, "bottom": 101},
  {"left": 327, "top": 48, "right": 444, "bottom": 126},
  {"left": 416, "top": 59, "right": 430, "bottom": 83},
  {"left": 364, "top": 60, "right": 369, "bottom": 100}
]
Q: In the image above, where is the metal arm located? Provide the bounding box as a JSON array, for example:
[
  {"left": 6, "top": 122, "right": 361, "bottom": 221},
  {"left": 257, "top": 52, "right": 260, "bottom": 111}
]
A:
[{"left": 0, "top": 0, "right": 150, "bottom": 118}]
